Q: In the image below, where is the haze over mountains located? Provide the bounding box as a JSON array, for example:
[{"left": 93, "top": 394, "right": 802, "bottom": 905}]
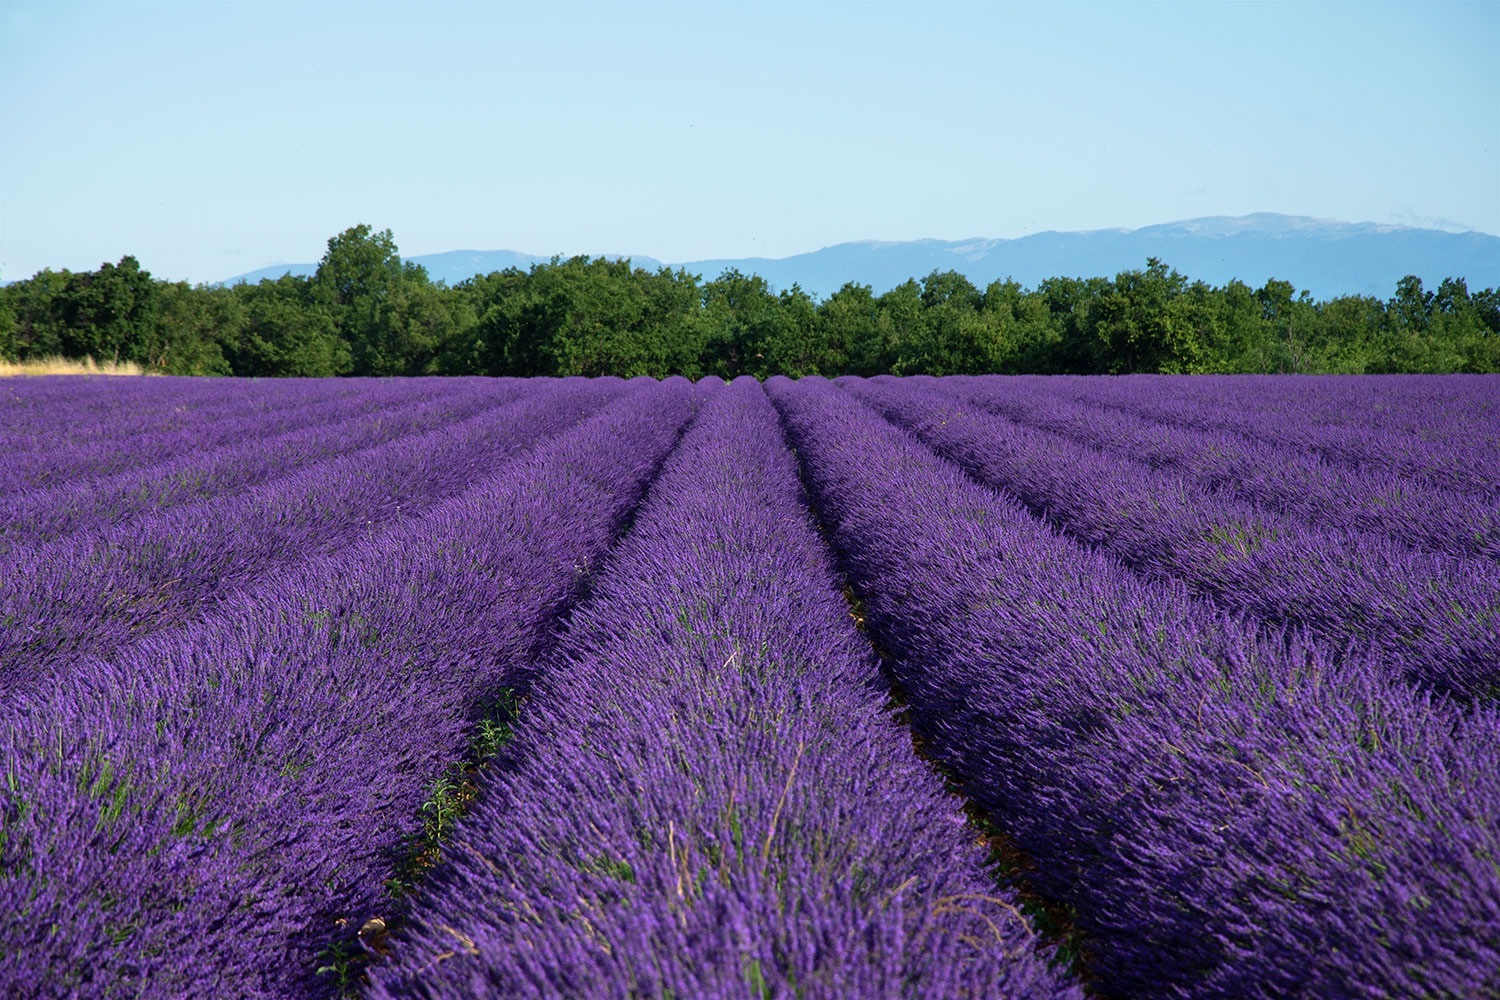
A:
[{"left": 226, "top": 213, "right": 1500, "bottom": 301}]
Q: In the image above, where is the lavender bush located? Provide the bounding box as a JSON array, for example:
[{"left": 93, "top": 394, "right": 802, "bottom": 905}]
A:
[
  {"left": 0, "top": 379, "right": 698, "bottom": 998},
  {"left": 841, "top": 375, "right": 1500, "bottom": 699},
  {"left": 0, "top": 377, "right": 628, "bottom": 699},
  {"left": 369, "top": 377, "right": 1078, "bottom": 999},
  {"left": 1041, "top": 373, "right": 1500, "bottom": 496},
  {"left": 769, "top": 375, "right": 1500, "bottom": 998},
  {"left": 0, "top": 379, "right": 517, "bottom": 547},
  {"left": 0, "top": 377, "right": 397, "bottom": 493},
  {"left": 1, "top": 371, "right": 1494, "bottom": 999},
  {"left": 938, "top": 374, "right": 1500, "bottom": 560}
]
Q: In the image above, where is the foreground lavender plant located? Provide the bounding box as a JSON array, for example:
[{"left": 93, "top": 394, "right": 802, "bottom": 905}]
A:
[
  {"left": 369, "top": 377, "right": 1078, "bottom": 999},
  {"left": 770, "top": 375, "right": 1500, "bottom": 999},
  {"left": 0, "top": 380, "right": 698, "bottom": 998}
]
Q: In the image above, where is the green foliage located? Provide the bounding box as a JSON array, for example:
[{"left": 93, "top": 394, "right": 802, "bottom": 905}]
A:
[
  {"left": 1085, "top": 258, "right": 1189, "bottom": 373},
  {"left": 0, "top": 295, "right": 16, "bottom": 361},
  {"left": 546, "top": 258, "right": 705, "bottom": 378},
  {"left": 56, "top": 256, "right": 160, "bottom": 364},
  {"left": 225, "top": 275, "right": 351, "bottom": 377},
  {"left": 743, "top": 956, "right": 772, "bottom": 1000},
  {"left": 315, "top": 938, "right": 362, "bottom": 993},
  {"left": 313, "top": 225, "right": 412, "bottom": 376},
  {"left": 152, "top": 282, "right": 234, "bottom": 374},
  {"left": 0, "top": 268, "right": 70, "bottom": 357},
  {"left": 817, "top": 281, "right": 884, "bottom": 375},
  {"left": 699, "top": 268, "right": 782, "bottom": 377},
  {"left": 4, "top": 224, "right": 1496, "bottom": 376},
  {"left": 373, "top": 276, "right": 469, "bottom": 375},
  {"left": 315, "top": 225, "right": 403, "bottom": 311},
  {"left": 383, "top": 689, "right": 523, "bottom": 901}
]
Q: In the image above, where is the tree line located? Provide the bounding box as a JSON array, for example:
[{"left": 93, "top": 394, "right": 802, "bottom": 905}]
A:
[{"left": 3, "top": 224, "right": 1497, "bottom": 377}]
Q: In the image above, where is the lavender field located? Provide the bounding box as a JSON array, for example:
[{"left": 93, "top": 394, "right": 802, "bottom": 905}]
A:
[{"left": 1, "top": 373, "right": 1497, "bottom": 999}]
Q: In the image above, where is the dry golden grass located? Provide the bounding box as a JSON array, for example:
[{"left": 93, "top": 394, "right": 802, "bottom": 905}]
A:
[{"left": 0, "top": 355, "right": 152, "bottom": 377}]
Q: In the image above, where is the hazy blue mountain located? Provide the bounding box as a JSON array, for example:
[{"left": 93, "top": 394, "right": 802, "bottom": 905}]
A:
[{"left": 223, "top": 214, "right": 1500, "bottom": 300}]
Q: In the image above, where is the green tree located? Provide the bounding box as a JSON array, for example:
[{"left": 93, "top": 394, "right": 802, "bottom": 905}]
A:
[
  {"left": 1454, "top": 283, "right": 1500, "bottom": 372},
  {"left": 227, "top": 275, "right": 350, "bottom": 377},
  {"left": 817, "top": 282, "right": 883, "bottom": 375},
  {"left": 1255, "top": 278, "right": 1317, "bottom": 373},
  {"left": 1378, "top": 276, "right": 1462, "bottom": 372},
  {"left": 548, "top": 258, "right": 662, "bottom": 377},
  {"left": 700, "top": 269, "right": 782, "bottom": 377},
  {"left": 1211, "top": 278, "right": 1276, "bottom": 373},
  {"left": 636, "top": 265, "right": 709, "bottom": 378},
  {"left": 1038, "top": 274, "right": 1111, "bottom": 373},
  {"left": 976, "top": 279, "right": 1061, "bottom": 373},
  {"left": 889, "top": 271, "right": 992, "bottom": 375},
  {"left": 313, "top": 224, "right": 403, "bottom": 375},
  {"left": 1471, "top": 286, "right": 1500, "bottom": 336},
  {"left": 750, "top": 284, "right": 821, "bottom": 378},
  {"left": 369, "top": 278, "right": 471, "bottom": 376},
  {"left": 1389, "top": 275, "right": 1433, "bottom": 334},
  {"left": 0, "top": 294, "right": 15, "bottom": 360},
  {"left": 444, "top": 268, "right": 537, "bottom": 375},
  {"left": 0, "top": 268, "right": 70, "bottom": 358},
  {"left": 152, "top": 282, "right": 234, "bottom": 374},
  {"left": 1085, "top": 258, "right": 1201, "bottom": 373},
  {"left": 7, "top": 221, "right": 1493, "bottom": 377},
  {"left": 1307, "top": 294, "right": 1384, "bottom": 373},
  {"left": 56, "top": 256, "right": 160, "bottom": 364},
  {"left": 876, "top": 279, "right": 926, "bottom": 374}
]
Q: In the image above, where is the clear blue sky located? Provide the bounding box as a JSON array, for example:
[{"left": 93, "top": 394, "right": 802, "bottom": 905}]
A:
[{"left": 2, "top": 0, "right": 1497, "bottom": 284}]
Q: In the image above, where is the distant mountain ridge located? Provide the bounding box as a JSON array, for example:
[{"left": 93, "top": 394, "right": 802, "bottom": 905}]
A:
[{"left": 225, "top": 213, "right": 1500, "bottom": 301}]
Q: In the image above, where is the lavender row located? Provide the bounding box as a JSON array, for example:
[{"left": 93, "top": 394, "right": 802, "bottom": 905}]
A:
[
  {"left": 0, "top": 377, "right": 629, "bottom": 699},
  {"left": 0, "top": 372, "right": 304, "bottom": 435},
  {"left": 370, "top": 378, "right": 1077, "bottom": 999},
  {"left": 769, "top": 376, "right": 1500, "bottom": 999},
  {"left": 843, "top": 376, "right": 1500, "bottom": 700},
  {"left": 1049, "top": 374, "right": 1500, "bottom": 497},
  {"left": 0, "top": 378, "right": 451, "bottom": 496},
  {"left": 937, "top": 375, "right": 1500, "bottom": 561},
  {"left": 0, "top": 379, "right": 700, "bottom": 999},
  {"left": 0, "top": 377, "right": 396, "bottom": 492},
  {"left": 0, "top": 378, "right": 522, "bottom": 549},
  {"left": 1058, "top": 372, "right": 1500, "bottom": 441}
]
